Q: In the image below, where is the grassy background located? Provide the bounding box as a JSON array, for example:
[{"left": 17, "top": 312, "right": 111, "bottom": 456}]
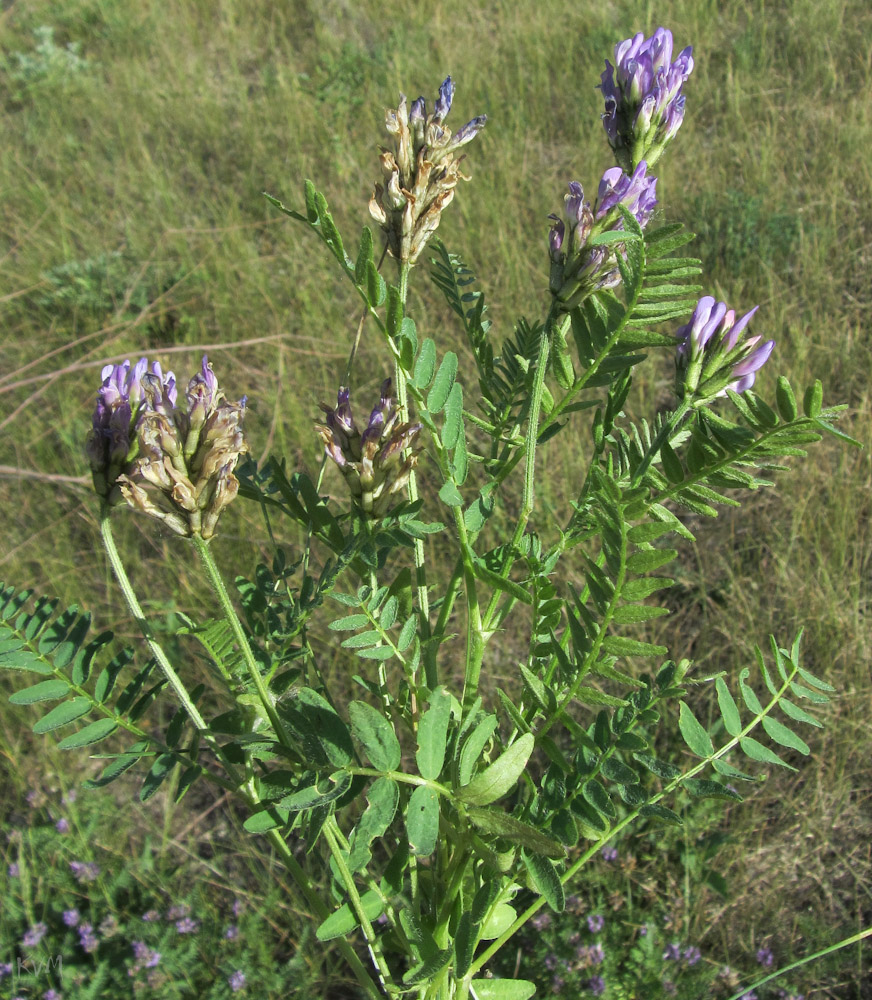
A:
[{"left": 1, "top": 0, "right": 870, "bottom": 995}]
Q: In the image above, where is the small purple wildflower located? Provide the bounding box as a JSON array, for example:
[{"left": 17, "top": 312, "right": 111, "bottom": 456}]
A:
[
  {"left": 8, "top": 862, "right": 20, "bottom": 878},
  {"left": 0, "top": 962, "right": 12, "bottom": 979},
  {"left": 62, "top": 908, "right": 80, "bottom": 927},
  {"left": 599, "top": 27, "right": 694, "bottom": 172},
  {"left": 756, "top": 947, "right": 774, "bottom": 967},
  {"left": 166, "top": 903, "right": 190, "bottom": 921},
  {"left": 43, "top": 990, "right": 61, "bottom": 1000},
  {"left": 675, "top": 295, "right": 773, "bottom": 401},
  {"left": 131, "top": 941, "right": 161, "bottom": 972},
  {"left": 740, "top": 993, "right": 759, "bottom": 1000},
  {"left": 175, "top": 916, "right": 200, "bottom": 934},
  {"left": 531, "top": 912, "right": 552, "bottom": 931},
  {"left": 639, "top": 924, "right": 649, "bottom": 936},
  {"left": 596, "top": 161, "right": 658, "bottom": 227},
  {"left": 232, "top": 898, "right": 243, "bottom": 918},
  {"left": 78, "top": 923, "right": 98, "bottom": 953},
  {"left": 142, "top": 909, "right": 160, "bottom": 922},
  {"left": 22, "top": 922, "right": 48, "bottom": 947},
  {"left": 229, "top": 970, "right": 246, "bottom": 993},
  {"left": 588, "top": 974, "right": 606, "bottom": 996},
  {"left": 683, "top": 945, "right": 702, "bottom": 966},
  {"left": 544, "top": 954, "right": 558, "bottom": 972},
  {"left": 600, "top": 845, "right": 619, "bottom": 862},
  {"left": 69, "top": 860, "right": 100, "bottom": 883},
  {"left": 224, "top": 923, "right": 239, "bottom": 940},
  {"left": 55, "top": 817, "right": 70, "bottom": 834},
  {"left": 587, "top": 913, "right": 605, "bottom": 934},
  {"left": 663, "top": 942, "right": 682, "bottom": 961},
  {"left": 588, "top": 943, "right": 605, "bottom": 965}
]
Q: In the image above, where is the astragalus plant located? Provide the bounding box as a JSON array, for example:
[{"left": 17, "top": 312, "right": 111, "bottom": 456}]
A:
[{"left": 1, "top": 27, "right": 861, "bottom": 1000}]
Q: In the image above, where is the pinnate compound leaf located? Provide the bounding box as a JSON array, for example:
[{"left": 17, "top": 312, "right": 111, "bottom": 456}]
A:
[
  {"left": 84, "top": 740, "right": 149, "bottom": 788},
  {"left": 403, "top": 950, "right": 452, "bottom": 987},
  {"left": 57, "top": 718, "right": 118, "bottom": 750},
  {"left": 469, "top": 980, "right": 536, "bottom": 1000},
  {"left": 683, "top": 778, "right": 742, "bottom": 801},
  {"left": 407, "top": 784, "right": 439, "bottom": 855},
  {"left": 678, "top": 702, "right": 714, "bottom": 758},
  {"left": 466, "top": 806, "right": 565, "bottom": 858},
  {"left": 416, "top": 686, "right": 452, "bottom": 780},
  {"left": 9, "top": 678, "right": 71, "bottom": 704},
  {"left": 639, "top": 803, "right": 683, "bottom": 825},
  {"left": 761, "top": 717, "right": 810, "bottom": 755},
  {"left": 458, "top": 714, "right": 498, "bottom": 786},
  {"left": 460, "top": 732, "right": 534, "bottom": 806},
  {"left": 739, "top": 736, "right": 796, "bottom": 770},
  {"left": 778, "top": 697, "right": 823, "bottom": 728},
  {"left": 316, "top": 889, "right": 384, "bottom": 942},
  {"left": 348, "top": 701, "right": 401, "bottom": 771},
  {"left": 140, "top": 752, "right": 176, "bottom": 802},
  {"left": 522, "top": 850, "right": 565, "bottom": 912},
  {"left": 428, "top": 352, "right": 458, "bottom": 412},
  {"left": 348, "top": 777, "right": 399, "bottom": 873},
  {"left": 32, "top": 697, "right": 91, "bottom": 734},
  {"left": 716, "top": 676, "right": 742, "bottom": 736}
]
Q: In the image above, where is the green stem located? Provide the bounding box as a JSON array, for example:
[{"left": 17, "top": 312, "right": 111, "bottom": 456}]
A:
[
  {"left": 394, "top": 259, "right": 432, "bottom": 666},
  {"left": 724, "top": 925, "right": 872, "bottom": 1000},
  {"left": 263, "top": 825, "right": 386, "bottom": 1000},
  {"left": 99, "top": 512, "right": 241, "bottom": 782},
  {"left": 192, "top": 534, "right": 294, "bottom": 753},
  {"left": 323, "top": 816, "right": 398, "bottom": 995},
  {"left": 481, "top": 317, "right": 553, "bottom": 634}
]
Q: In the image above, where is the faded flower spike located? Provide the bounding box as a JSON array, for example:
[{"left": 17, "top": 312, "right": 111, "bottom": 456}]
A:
[
  {"left": 86, "top": 358, "right": 176, "bottom": 502},
  {"left": 676, "top": 295, "right": 775, "bottom": 402},
  {"left": 317, "top": 379, "right": 422, "bottom": 518},
  {"left": 549, "top": 163, "right": 657, "bottom": 310},
  {"left": 599, "top": 27, "right": 693, "bottom": 173},
  {"left": 116, "top": 356, "right": 248, "bottom": 539},
  {"left": 369, "top": 76, "right": 486, "bottom": 265}
]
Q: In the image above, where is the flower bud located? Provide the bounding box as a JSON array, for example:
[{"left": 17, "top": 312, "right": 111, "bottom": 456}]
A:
[
  {"left": 676, "top": 296, "right": 774, "bottom": 402},
  {"left": 599, "top": 28, "right": 693, "bottom": 173},
  {"left": 317, "top": 379, "right": 423, "bottom": 518}
]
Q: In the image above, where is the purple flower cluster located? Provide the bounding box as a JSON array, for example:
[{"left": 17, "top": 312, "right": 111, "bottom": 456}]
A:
[
  {"left": 229, "top": 970, "right": 246, "bottom": 992},
  {"left": 600, "top": 845, "right": 619, "bottom": 862},
  {"left": 599, "top": 28, "right": 694, "bottom": 172},
  {"left": 756, "top": 946, "right": 775, "bottom": 967},
  {"left": 317, "top": 379, "right": 423, "bottom": 518},
  {"left": 675, "top": 296, "right": 774, "bottom": 401},
  {"left": 62, "top": 908, "right": 80, "bottom": 927},
  {"left": 130, "top": 940, "right": 162, "bottom": 973},
  {"left": 548, "top": 161, "right": 658, "bottom": 309},
  {"left": 87, "top": 356, "right": 247, "bottom": 538},
  {"left": 22, "top": 922, "right": 48, "bottom": 947},
  {"left": 587, "top": 913, "right": 605, "bottom": 934},
  {"left": 664, "top": 941, "right": 703, "bottom": 967},
  {"left": 78, "top": 922, "right": 99, "bottom": 953},
  {"left": 175, "top": 916, "right": 200, "bottom": 934},
  {"left": 587, "top": 974, "right": 606, "bottom": 996},
  {"left": 70, "top": 860, "right": 100, "bottom": 883}
]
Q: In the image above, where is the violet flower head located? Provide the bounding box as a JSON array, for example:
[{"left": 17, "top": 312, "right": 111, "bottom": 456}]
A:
[
  {"left": 370, "top": 77, "right": 486, "bottom": 264},
  {"left": 317, "top": 379, "right": 423, "bottom": 519},
  {"left": 756, "top": 947, "right": 774, "bottom": 968},
  {"left": 229, "top": 971, "right": 247, "bottom": 993},
  {"left": 588, "top": 975, "right": 606, "bottom": 997},
  {"left": 675, "top": 295, "right": 774, "bottom": 402},
  {"left": 62, "top": 908, "right": 80, "bottom": 927},
  {"left": 70, "top": 860, "right": 100, "bottom": 883},
  {"left": 599, "top": 27, "right": 694, "bottom": 172},
  {"left": 596, "top": 161, "right": 658, "bottom": 228},
  {"left": 549, "top": 165, "right": 656, "bottom": 311},
  {"left": 22, "top": 922, "right": 48, "bottom": 947},
  {"left": 117, "top": 355, "right": 248, "bottom": 539},
  {"left": 86, "top": 358, "right": 176, "bottom": 501},
  {"left": 587, "top": 913, "right": 605, "bottom": 934}
]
